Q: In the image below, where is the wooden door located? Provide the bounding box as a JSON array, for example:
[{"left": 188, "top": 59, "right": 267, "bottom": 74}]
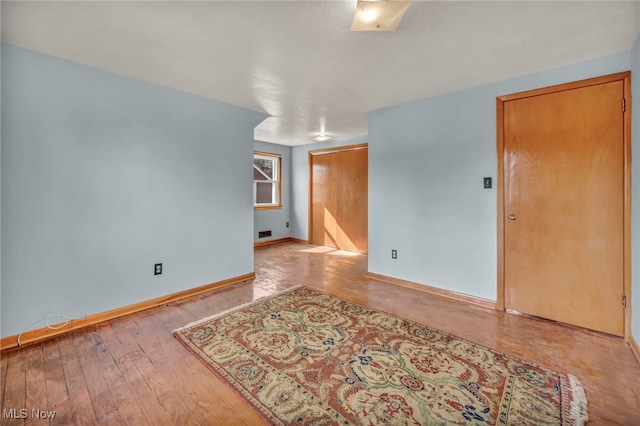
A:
[
  {"left": 310, "top": 144, "right": 368, "bottom": 253},
  {"left": 498, "top": 73, "right": 630, "bottom": 337}
]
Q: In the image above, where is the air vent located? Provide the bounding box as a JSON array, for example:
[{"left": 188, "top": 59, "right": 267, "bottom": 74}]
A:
[{"left": 258, "top": 230, "right": 272, "bottom": 238}]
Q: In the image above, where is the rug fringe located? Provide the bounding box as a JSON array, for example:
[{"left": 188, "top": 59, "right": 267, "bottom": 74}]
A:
[
  {"left": 568, "top": 374, "right": 588, "bottom": 425},
  {"left": 172, "top": 285, "right": 303, "bottom": 333}
]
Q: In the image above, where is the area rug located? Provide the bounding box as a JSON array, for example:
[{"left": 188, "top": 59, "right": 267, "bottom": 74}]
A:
[{"left": 173, "top": 286, "right": 588, "bottom": 425}]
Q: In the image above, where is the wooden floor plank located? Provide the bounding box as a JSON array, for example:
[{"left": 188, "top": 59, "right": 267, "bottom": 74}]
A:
[
  {"left": 56, "top": 333, "right": 99, "bottom": 425},
  {"left": 132, "top": 354, "right": 205, "bottom": 425},
  {"left": 71, "top": 328, "right": 124, "bottom": 425},
  {"left": 2, "top": 350, "right": 26, "bottom": 425},
  {"left": 177, "top": 355, "right": 266, "bottom": 426},
  {"left": 139, "top": 311, "right": 243, "bottom": 424},
  {"left": 0, "top": 351, "right": 8, "bottom": 409},
  {"left": 153, "top": 303, "right": 198, "bottom": 333},
  {"left": 0, "top": 242, "right": 638, "bottom": 424},
  {"left": 99, "top": 321, "right": 173, "bottom": 426},
  {"left": 24, "top": 345, "right": 48, "bottom": 426},
  {"left": 131, "top": 305, "right": 264, "bottom": 425},
  {"left": 114, "top": 363, "right": 174, "bottom": 426},
  {"left": 85, "top": 324, "right": 153, "bottom": 426},
  {"left": 110, "top": 315, "right": 206, "bottom": 425},
  {"left": 43, "top": 339, "right": 69, "bottom": 414}
]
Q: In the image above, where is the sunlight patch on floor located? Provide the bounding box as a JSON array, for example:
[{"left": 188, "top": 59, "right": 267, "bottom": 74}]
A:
[
  {"left": 300, "top": 246, "right": 337, "bottom": 254},
  {"left": 328, "top": 250, "right": 361, "bottom": 257},
  {"left": 299, "top": 245, "right": 362, "bottom": 257}
]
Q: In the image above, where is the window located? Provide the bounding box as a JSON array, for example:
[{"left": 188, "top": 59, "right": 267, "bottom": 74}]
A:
[{"left": 254, "top": 151, "right": 282, "bottom": 209}]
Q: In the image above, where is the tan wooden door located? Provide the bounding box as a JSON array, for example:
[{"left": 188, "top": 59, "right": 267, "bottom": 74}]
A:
[
  {"left": 501, "top": 76, "right": 628, "bottom": 336},
  {"left": 310, "top": 145, "right": 368, "bottom": 253}
]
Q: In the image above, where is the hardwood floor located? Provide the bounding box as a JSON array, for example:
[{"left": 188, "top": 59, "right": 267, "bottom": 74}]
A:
[{"left": 1, "top": 241, "right": 639, "bottom": 425}]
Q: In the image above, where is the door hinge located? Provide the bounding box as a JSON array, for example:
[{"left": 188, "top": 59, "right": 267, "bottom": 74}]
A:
[
  {"left": 622, "top": 295, "right": 627, "bottom": 308},
  {"left": 622, "top": 98, "right": 626, "bottom": 112}
]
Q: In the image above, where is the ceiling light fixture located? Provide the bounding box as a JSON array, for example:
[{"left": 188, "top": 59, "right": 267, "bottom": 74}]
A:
[
  {"left": 313, "top": 133, "right": 333, "bottom": 142},
  {"left": 350, "top": 0, "right": 412, "bottom": 32}
]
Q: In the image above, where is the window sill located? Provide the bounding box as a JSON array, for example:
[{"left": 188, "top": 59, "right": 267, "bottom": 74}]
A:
[{"left": 254, "top": 205, "right": 283, "bottom": 211}]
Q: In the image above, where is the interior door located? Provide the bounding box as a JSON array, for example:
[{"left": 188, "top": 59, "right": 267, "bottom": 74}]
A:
[
  {"left": 310, "top": 145, "right": 368, "bottom": 253},
  {"left": 501, "top": 76, "right": 628, "bottom": 336}
]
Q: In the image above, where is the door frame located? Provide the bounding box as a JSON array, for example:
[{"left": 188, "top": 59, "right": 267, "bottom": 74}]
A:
[
  {"left": 496, "top": 71, "right": 632, "bottom": 339},
  {"left": 308, "top": 143, "right": 368, "bottom": 247}
]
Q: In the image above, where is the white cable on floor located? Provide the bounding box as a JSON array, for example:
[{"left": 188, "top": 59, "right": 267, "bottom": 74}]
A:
[{"left": 16, "top": 313, "right": 87, "bottom": 346}]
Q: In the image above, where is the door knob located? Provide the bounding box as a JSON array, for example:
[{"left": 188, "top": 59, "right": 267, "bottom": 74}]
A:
[{"left": 508, "top": 214, "right": 518, "bottom": 220}]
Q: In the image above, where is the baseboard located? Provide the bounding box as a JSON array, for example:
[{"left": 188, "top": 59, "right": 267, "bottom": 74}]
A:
[
  {"left": 290, "top": 237, "right": 309, "bottom": 244},
  {"left": 366, "top": 272, "right": 496, "bottom": 310},
  {"left": 0, "top": 272, "right": 256, "bottom": 352},
  {"left": 629, "top": 335, "right": 640, "bottom": 366},
  {"left": 254, "top": 237, "right": 293, "bottom": 248},
  {"left": 254, "top": 237, "right": 309, "bottom": 248}
]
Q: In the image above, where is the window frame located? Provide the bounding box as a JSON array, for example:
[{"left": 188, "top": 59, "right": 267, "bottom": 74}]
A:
[{"left": 253, "top": 151, "right": 282, "bottom": 210}]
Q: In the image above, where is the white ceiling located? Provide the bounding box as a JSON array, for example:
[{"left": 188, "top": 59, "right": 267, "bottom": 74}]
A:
[{"left": 2, "top": 1, "right": 639, "bottom": 146}]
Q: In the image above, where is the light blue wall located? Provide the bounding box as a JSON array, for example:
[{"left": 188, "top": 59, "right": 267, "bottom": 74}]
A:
[
  {"left": 3, "top": 40, "right": 638, "bottom": 340},
  {"left": 0, "top": 40, "right": 3, "bottom": 320},
  {"left": 254, "top": 141, "right": 291, "bottom": 243},
  {"left": 1, "top": 44, "right": 266, "bottom": 338},
  {"left": 291, "top": 135, "right": 368, "bottom": 241},
  {"left": 368, "top": 51, "right": 632, "bottom": 302},
  {"left": 632, "top": 36, "right": 640, "bottom": 344}
]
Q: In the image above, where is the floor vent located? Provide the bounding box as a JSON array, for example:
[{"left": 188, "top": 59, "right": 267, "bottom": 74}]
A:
[{"left": 258, "top": 230, "right": 272, "bottom": 238}]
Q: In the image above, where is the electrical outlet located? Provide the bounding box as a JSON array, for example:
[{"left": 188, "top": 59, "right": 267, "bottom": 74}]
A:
[
  {"left": 286, "top": 222, "right": 290, "bottom": 228},
  {"left": 391, "top": 249, "right": 397, "bottom": 259},
  {"left": 154, "top": 263, "right": 162, "bottom": 275}
]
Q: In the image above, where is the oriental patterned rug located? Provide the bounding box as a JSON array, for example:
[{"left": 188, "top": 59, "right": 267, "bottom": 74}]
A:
[{"left": 173, "top": 286, "right": 588, "bottom": 425}]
